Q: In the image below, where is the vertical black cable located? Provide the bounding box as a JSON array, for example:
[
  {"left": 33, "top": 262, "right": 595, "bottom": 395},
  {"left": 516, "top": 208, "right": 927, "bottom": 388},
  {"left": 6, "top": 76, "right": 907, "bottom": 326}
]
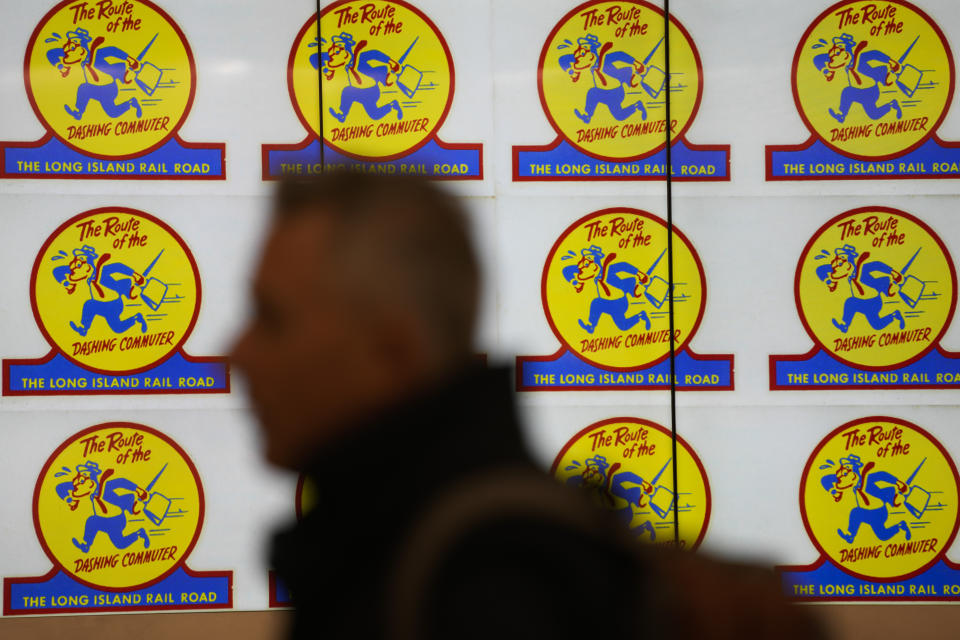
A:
[
  {"left": 316, "top": 0, "right": 325, "bottom": 171},
  {"left": 663, "top": 0, "right": 680, "bottom": 547}
]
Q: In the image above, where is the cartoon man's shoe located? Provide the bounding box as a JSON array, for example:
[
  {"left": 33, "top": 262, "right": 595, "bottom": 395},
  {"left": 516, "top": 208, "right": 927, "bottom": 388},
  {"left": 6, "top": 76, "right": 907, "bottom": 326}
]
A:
[
  {"left": 64, "top": 105, "right": 83, "bottom": 121},
  {"left": 578, "top": 319, "right": 596, "bottom": 334},
  {"left": 137, "top": 528, "right": 151, "bottom": 549},
  {"left": 72, "top": 538, "right": 91, "bottom": 553},
  {"left": 70, "top": 321, "right": 88, "bottom": 337},
  {"left": 892, "top": 100, "right": 903, "bottom": 119},
  {"left": 893, "top": 310, "right": 905, "bottom": 330},
  {"left": 829, "top": 108, "right": 845, "bottom": 123},
  {"left": 633, "top": 520, "right": 655, "bottom": 541},
  {"left": 837, "top": 529, "right": 855, "bottom": 544},
  {"left": 639, "top": 310, "right": 652, "bottom": 331},
  {"left": 136, "top": 315, "right": 148, "bottom": 333},
  {"left": 634, "top": 101, "right": 647, "bottom": 121},
  {"left": 329, "top": 107, "right": 347, "bottom": 123},
  {"left": 131, "top": 98, "right": 142, "bottom": 118},
  {"left": 392, "top": 101, "right": 404, "bottom": 121},
  {"left": 832, "top": 319, "right": 849, "bottom": 333},
  {"left": 574, "top": 109, "right": 590, "bottom": 124},
  {"left": 900, "top": 521, "right": 912, "bottom": 540}
]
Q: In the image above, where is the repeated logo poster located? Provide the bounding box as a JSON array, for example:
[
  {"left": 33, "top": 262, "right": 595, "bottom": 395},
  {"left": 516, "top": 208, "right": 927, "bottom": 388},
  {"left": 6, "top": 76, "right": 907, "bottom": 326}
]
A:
[
  {"left": 262, "top": 0, "right": 482, "bottom": 179},
  {"left": 517, "top": 208, "right": 733, "bottom": 390},
  {"left": 552, "top": 418, "right": 710, "bottom": 548},
  {"left": 3, "top": 422, "right": 232, "bottom": 615},
  {"left": 770, "top": 207, "right": 959, "bottom": 390},
  {"left": 513, "top": 0, "right": 729, "bottom": 181},
  {"left": 0, "top": 0, "right": 224, "bottom": 179},
  {"left": 2, "top": 207, "right": 228, "bottom": 395},
  {"left": 779, "top": 417, "right": 960, "bottom": 601},
  {"left": 766, "top": 0, "right": 960, "bottom": 180}
]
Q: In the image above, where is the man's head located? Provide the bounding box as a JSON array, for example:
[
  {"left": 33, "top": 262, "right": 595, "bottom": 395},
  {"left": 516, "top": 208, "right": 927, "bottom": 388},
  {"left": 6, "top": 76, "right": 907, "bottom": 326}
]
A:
[{"left": 231, "top": 172, "right": 480, "bottom": 469}]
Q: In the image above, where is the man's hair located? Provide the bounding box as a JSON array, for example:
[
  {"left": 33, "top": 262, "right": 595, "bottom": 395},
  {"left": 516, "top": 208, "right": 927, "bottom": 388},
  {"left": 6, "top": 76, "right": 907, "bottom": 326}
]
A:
[{"left": 274, "top": 171, "right": 480, "bottom": 366}]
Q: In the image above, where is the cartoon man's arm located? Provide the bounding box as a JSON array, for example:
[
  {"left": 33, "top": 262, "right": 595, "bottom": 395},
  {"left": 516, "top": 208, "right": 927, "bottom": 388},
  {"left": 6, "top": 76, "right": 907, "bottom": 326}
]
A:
[
  {"left": 601, "top": 50, "right": 639, "bottom": 85},
  {"left": 815, "top": 264, "right": 840, "bottom": 291},
  {"left": 558, "top": 53, "right": 583, "bottom": 82},
  {"left": 609, "top": 471, "right": 653, "bottom": 506},
  {"left": 55, "top": 480, "right": 82, "bottom": 510},
  {"left": 100, "top": 262, "right": 145, "bottom": 288},
  {"left": 859, "top": 260, "right": 903, "bottom": 295},
  {"left": 561, "top": 264, "right": 585, "bottom": 292},
  {"left": 104, "top": 476, "right": 149, "bottom": 501},
  {"left": 46, "top": 48, "right": 72, "bottom": 77},
  {"left": 355, "top": 48, "right": 401, "bottom": 85}
]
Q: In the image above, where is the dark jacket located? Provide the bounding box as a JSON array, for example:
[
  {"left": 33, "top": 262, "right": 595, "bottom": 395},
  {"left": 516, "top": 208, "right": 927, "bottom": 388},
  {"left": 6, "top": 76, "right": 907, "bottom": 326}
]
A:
[
  {"left": 271, "top": 366, "right": 827, "bottom": 640},
  {"left": 271, "top": 366, "right": 645, "bottom": 639}
]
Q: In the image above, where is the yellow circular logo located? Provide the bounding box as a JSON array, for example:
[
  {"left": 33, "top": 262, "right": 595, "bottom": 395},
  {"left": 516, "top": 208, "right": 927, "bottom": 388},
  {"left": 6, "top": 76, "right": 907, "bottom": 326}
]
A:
[
  {"left": 793, "top": 0, "right": 953, "bottom": 159},
  {"left": 32, "top": 208, "right": 200, "bottom": 374},
  {"left": 543, "top": 208, "right": 705, "bottom": 370},
  {"left": 35, "top": 423, "right": 203, "bottom": 590},
  {"left": 289, "top": 0, "right": 453, "bottom": 160},
  {"left": 796, "top": 207, "right": 956, "bottom": 370},
  {"left": 552, "top": 418, "right": 709, "bottom": 549},
  {"left": 802, "top": 417, "right": 959, "bottom": 580},
  {"left": 538, "top": 1, "right": 701, "bottom": 161},
  {"left": 26, "top": 0, "right": 194, "bottom": 159}
]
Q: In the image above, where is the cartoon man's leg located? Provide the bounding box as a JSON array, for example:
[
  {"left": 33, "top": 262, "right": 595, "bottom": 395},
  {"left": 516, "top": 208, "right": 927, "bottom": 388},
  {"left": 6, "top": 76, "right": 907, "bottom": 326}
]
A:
[
  {"left": 102, "top": 514, "right": 149, "bottom": 550},
  {"left": 575, "top": 87, "right": 608, "bottom": 123},
  {"left": 829, "top": 87, "right": 864, "bottom": 123},
  {"left": 610, "top": 309, "right": 648, "bottom": 332},
  {"left": 579, "top": 298, "right": 608, "bottom": 333},
  {"left": 97, "top": 83, "right": 142, "bottom": 119},
  {"left": 330, "top": 86, "right": 401, "bottom": 122},
  {"left": 100, "top": 298, "right": 148, "bottom": 334},
  {"left": 630, "top": 520, "right": 656, "bottom": 541},
  {"left": 833, "top": 296, "right": 902, "bottom": 332},
  {"left": 860, "top": 92, "right": 901, "bottom": 121},
  {"left": 606, "top": 96, "right": 647, "bottom": 121},
  {"left": 838, "top": 506, "right": 869, "bottom": 543},
  {"left": 73, "top": 515, "right": 112, "bottom": 553},
  {"left": 65, "top": 83, "right": 99, "bottom": 120},
  {"left": 863, "top": 507, "right": 910, "bottom": 542},
  {"left": 856, "top": 295, "right": 904, "bottom": 331},
  {"left": 104, "top": 312, "right": 148, "bottom": 334},
  {"left": 70, "top": 299, "right": 106, "bottom": 336}
]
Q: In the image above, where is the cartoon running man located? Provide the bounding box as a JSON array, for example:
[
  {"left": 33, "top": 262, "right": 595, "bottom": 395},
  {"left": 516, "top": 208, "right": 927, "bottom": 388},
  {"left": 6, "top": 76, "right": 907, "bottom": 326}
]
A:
[
  {"left": 318, "top": 32, "right": 404, "bottom": 123},
  {"left": 56, "top": 460, "right": 151, "bottom": 553},
  {"left": 820, "top": 454, "right": 912, "bottom": 544},
  {"left": 563, "top": 245, "right": 652, "bottom": 334},
  {"left": 812, "top": 33, "right": 903, "bottom": 123},
  {"left": 815, "top": 244, "right": 906, "bottom": 333},
  {"left": 566, "top": 455, "right": 657, "bottom": 540},
  {"left": 45, "top": 28, "right": 144, "bottom": 121},
  {"left": 559, "top": 34, "right": 648, "bottom": 124},
  {"left": 52, "top": 245, "right": 148, "bottom": 337}
]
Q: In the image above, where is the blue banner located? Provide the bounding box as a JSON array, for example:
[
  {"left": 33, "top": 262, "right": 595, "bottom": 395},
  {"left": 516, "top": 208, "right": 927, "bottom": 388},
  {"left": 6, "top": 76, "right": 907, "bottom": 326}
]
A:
[
  {"left": 771, "top": 347, "right": 960, "bottom": 389},
  {"left": 515, "top": 138, "right": 728, "bottom": 180},
  {"left": 2, "top": 136, "right": 224, "bottom": 178},
  {"left": 5, "top": 567, "right": 231, "bottom": 614},
  {"left": 518, "top": 348, "right": 732, "bottom": 390},
  {"left": 768, "top": 137, "right": 960, "bottom": 179},
  {"left": 4, "top": 351, "right": 228, "bottom": 394},
  {"left": 780, "top": 558, "right": 960, "bottom": 601},
  {"left": 264, "top": 138, "right": 481, "bottom": 179}
]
